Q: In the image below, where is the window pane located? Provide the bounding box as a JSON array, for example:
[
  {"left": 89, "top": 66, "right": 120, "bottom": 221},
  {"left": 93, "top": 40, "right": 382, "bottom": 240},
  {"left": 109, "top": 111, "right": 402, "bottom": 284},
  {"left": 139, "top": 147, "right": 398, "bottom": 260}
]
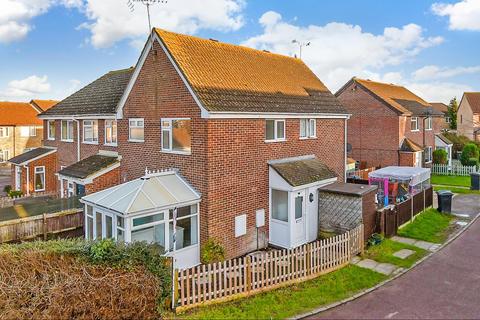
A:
[
  {"left": 266, "top": 120, "right": 275, "bottom": 140},
  {"left": 169, "top": 205, "right": 195, "bottom": 220},
  {"left": 131, "top": 224, "right": 166, "bottom": 253},
  {"left": 300, "top": 119, "right": 307, "bottom": 137},
  {"left": 309, "top": 119, "right": 316, "bottom": 137},
  {"left": 172, "top": 120, "right": 191, "bottom": 152},
  {"left": 111, "top": 121, "right": 117, "bottom": 143},
  {"left": 130, "top": 127, "right": 144, "bottom": 141},
  {"left": 295, "top": 196, "right": 303, "bottom": 219},
  {"left": 87, "top": 216, "right": 93, "bottom": 240},
  {"left": 117, "top": 216, "right": 124, "bottom": 228},
  {"left": 276, "top": 121, "right": 285, "bottom": 139},
  {"left": 162, "top": 129, "right": 170, "bottom": 150},
  {"left": 272, "top": 189, "right": 288, "bottom": 222},
  {"left": 169, "top": 215, "right": 198, "bottom": 250},
  {"left": 34, "top": 170, "right": 45, "bottom": 191},
  {"left": 105, "top": 215, "right": 113, "bottom": 239},
  {"left": 86, "top": 205, "right": 93, "bottom": 216},
  {"left": 133, "top": 213, "right": 164, "bottom": 227},
  {"left": 95, "top": 211, "right": 103, "bottom": 239},
  {"left": 117, "top": 228, "right": 124, "bottom": 242}
]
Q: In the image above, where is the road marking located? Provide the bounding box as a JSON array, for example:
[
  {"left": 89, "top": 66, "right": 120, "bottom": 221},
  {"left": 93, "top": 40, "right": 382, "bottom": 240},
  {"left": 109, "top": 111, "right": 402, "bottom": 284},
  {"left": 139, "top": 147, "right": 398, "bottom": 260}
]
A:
[
  {"left": 453, "top": 213, "right": 470, "bottom": 218},
  {"left": 385, "top": 311, "right": 399, "bottom": 319}
]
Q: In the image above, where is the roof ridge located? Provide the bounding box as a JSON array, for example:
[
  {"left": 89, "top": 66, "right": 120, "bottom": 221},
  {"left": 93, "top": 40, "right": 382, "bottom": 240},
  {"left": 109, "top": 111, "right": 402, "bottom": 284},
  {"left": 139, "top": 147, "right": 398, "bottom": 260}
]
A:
[{"left": 354, "top": 77, "right": 405, "bottom": 88}]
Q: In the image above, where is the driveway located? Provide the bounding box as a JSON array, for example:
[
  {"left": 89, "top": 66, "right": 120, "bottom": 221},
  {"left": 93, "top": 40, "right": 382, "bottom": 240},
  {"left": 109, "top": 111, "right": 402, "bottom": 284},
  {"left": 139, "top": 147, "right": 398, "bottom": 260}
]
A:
[
  {"left": 312, "top": 195, "right": 480, "bottom": 319},
  {"left": 0, "top": 166, "right": 11, "bottom": 197}
]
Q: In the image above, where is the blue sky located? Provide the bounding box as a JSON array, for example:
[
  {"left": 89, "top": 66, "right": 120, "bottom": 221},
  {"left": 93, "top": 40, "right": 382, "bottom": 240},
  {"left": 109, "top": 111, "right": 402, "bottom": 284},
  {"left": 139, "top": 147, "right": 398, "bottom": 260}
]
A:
[{"left": 1, "top": 0, "right": 479, "bottom": 103}]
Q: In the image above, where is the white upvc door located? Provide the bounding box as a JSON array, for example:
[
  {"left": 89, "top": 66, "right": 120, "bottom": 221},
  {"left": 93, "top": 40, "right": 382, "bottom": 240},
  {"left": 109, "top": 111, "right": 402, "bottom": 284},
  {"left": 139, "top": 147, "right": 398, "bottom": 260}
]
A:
[
  {"left": 102, "top": 212, "right": 115, "bottom": 239},
  {"left": 15, "top": 166, "right": 21, "bottom": 191},
  {"left": 414, "top": 152, "right": 422, "bottom": 167},
  {"left": 293, "top": 190, "right": 307, "bottom": 246}
]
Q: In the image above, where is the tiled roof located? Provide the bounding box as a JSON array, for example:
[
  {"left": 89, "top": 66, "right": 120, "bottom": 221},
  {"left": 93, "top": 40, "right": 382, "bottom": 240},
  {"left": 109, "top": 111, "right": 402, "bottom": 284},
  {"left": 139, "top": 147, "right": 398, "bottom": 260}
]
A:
[
  {"left": 464, "top": 92, "right": 480, "bottom": 114},
  {"left": 8, "top": 147, "right": 56, "bottom": 165},
  {"left": 0, "top": 101, "right": 42, "bottom": 126},
  {"left": 436, "top": 133, "right": 453, "bottom": 145},
  {"left": 41, "top": 68, "right": 134, "bottom": 117},
  {"left": 270, "top": 157, "right": 337, "bottom": 187},
  {"left": 58, "top": 155, "right": 119, "bottom": 179},
  {"left": 399, "top": 138, "right": 423, "bottom": 152},
  {"left": 393, "top": 99, "right": 444, "bottom": 117},
  {"left": 30, "top": 99, "right": 58, "bottom": 111},
  {"left": 351, "top": 78, "right": 431, "bottom": 115},
  {"left": 430, "top": 102, "right": 448, "bottom": 114},
  {"left": 155, "top": 29, "right": 346, "bottom": 114}
]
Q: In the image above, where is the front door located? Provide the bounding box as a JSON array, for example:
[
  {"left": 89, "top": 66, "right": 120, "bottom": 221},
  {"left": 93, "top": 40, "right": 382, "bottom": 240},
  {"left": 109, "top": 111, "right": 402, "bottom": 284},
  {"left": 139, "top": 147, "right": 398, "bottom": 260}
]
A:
[
  {"left": 414, "top": 152, "right": 422, "bottom": 167},
  {"left": 102, "top": 213, "right": 114, "bottom": 239},
  {"left": 293, "top": 190, "right": 306, "bottom": 245},
  {"left": 15, "top": 166, "right": 21, "bottom": 191}
]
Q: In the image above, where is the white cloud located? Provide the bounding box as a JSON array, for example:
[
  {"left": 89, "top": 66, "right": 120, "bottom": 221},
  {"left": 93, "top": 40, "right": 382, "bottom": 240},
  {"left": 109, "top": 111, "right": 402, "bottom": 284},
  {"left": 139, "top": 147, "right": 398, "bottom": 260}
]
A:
[
  {"left": 80, "top": 0, "right": 245, "bottom": 48},
  {"left": 0, "top": 75, "right": 51, "bottom": 99},
  {"left": 413, "top": 65, "right": 480, "bottom": 80},
  {"left": 243, "top": 11, "right": 443, "bottom": 90},
  {"left": 432, "top": 0, "right": 480, "bottom": 31}
]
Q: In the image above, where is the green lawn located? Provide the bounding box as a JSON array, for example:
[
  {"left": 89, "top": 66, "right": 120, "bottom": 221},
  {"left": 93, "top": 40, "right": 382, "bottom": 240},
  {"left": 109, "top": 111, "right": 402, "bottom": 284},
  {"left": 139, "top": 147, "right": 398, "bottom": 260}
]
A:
[
  {"left": 431, "top": 174, "right": 470, "bottom": 187},
  {"left": 179, "top": 265, "right": 387, "bottom": 319},
  {"left": 433, "top": 185, "right": 480, "bottom": 195},
  {"left": 398, "top": 208, "right": 454, "bottom": 243},
  {"left": 363, "top": 239, "right": 428, "bottom": 268}
]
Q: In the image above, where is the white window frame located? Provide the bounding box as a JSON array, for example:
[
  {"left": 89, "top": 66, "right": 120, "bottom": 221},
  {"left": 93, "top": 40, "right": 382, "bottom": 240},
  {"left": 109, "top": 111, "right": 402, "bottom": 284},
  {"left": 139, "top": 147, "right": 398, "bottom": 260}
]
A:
[
  {"left": 104, "top": 120, "right": 118, "bottom": 146},
  {"left": 47, "top": 120, "right": 55, "bottom": 140},
  {"left": 82, "top": 120, "right": 98, "bottom": 144},
  {"left": 425, "top": 117, "right": 432, "bottom": 131},
  {"left": 30, "top": 126, "right": 36, "bottom": 136},
  {"left": 265, "top": 119, "right": 286, "bottom": 142},
  {"left": 129, "top": 118, "right": 145, "bottom": 142},
  {"left": 411, "top": 117, "right": 419, "bottom": 132},
  {"left": 34, "top": 166, "right": 46, "bottom": 192},
  {"left": 61, "top": 120, "right": 74, "bottom": 142},
  {"left": 300, "top": 119, "right": 317, "bottom": 139},
  {"left": 424, "top": 146, "right": 433, "bottom": 163},
  {"left": 0, "top": 149, "right": 9, "bottom": 163},
  {"left": 161, "top": 118, "right": 192, "bottom": 155},
  {"left": 445, "top": 116, "right": 451, "bottom": 123},
  {"left": 0, "top": 127, "right": 10, "bottom": 138}
]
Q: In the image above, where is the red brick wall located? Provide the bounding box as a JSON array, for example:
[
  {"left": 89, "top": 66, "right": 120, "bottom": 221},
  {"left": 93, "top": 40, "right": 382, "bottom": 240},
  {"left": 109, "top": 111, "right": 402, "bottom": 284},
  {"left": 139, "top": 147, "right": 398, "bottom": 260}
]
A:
[
  {"left": 399, "top": 152, "right": 415, "bottom": 167},
  {"left": 337, "top": 81, "right": 400, "bottom": 168},
  {"left": 401, "top": 116, "right": 435, "bottom": 154},
  {"left": 11, "top": 151, "right": 57, "bottom": 195},
  {"left": 85, "top": 167, "right": 121, "bottom": 195},
  {"left": 120, "top": 41, "right": 347, "bottom": 258},
  {"left": 362, "top": 189, "right": 378, "bottom": 242}
]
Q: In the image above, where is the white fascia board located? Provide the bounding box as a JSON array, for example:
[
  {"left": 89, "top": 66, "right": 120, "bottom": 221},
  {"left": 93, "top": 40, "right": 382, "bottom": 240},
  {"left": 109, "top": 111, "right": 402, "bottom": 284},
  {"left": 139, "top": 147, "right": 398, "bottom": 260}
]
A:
[
  {"left": 291, "top": 177, "right": 338, "bottom": 192},
  {"left": 38, "top": 114, "right": 116, "bottom": 120},
  {"left": 205, "top": 112, "right": 351, "bottom": 119},
  {"left": 115, "top": 32, "right": 209, "bottom": 120}
]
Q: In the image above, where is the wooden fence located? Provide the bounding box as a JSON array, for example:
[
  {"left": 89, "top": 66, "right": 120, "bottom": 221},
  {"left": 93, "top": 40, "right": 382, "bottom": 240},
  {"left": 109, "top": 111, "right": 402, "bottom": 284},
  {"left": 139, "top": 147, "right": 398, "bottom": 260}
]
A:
[
  {"left": 0, "top": 191, "right": 58, "bottom": 208},
  {"left": 0, "top": 209, "right": 83, "bottom": 243},
  {"left": 432, "top": 164, "right": 477, "bottom": 176},
  {"left": 175, "top": 224, "right": 364, "bottom": 311},
  {"left": 347, "top": 167, "right": 376, "bottom": 180}
]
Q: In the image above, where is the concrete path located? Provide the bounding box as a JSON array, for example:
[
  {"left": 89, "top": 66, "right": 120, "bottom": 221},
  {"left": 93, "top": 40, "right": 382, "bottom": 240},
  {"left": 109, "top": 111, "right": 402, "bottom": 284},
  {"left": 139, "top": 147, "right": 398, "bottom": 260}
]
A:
[
  {"left": 391, "top": 236, "right": 441, "bottom": 252},
  {"left": 352, "top": 257, "right": 404, "bottom": 276},
  {"left": 310, "top": 199, "right": 480, "bottom": 319}
]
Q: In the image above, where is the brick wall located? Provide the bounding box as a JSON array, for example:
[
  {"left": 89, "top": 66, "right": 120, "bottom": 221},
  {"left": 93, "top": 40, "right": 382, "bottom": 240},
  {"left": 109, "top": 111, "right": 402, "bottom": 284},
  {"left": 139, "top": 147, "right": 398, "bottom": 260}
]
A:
[
  {"left": 11, "top": 151, "right": 57, "bottom": 195},
  {"left": 85, "top": 167, "right": 121, "bottom": 195},
  {"left": 399, "top": 152, "right": 416, "bottom": 167},
  {"left": 361, "top": 189, "right": 378, "bottom": 241},
  {"left": 120, "top": 41, "right": 347, "bottom": 259}
]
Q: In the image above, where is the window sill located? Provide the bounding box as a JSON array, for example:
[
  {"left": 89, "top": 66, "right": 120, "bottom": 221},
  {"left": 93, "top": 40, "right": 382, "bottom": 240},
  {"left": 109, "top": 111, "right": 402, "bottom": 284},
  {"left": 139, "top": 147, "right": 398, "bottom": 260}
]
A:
[
  {"left": 265, "top": 139, "right": 287, "bottom": 143},
  {"left": 161, "top": 150, "right": 192, "bottom": 156},
  {"left": 425, "top": 129, "right": 433, "bottom": 131},
  {"left": 47, "top": 138, "right": 55, "bottom": 141},
  {"left": 35, "top": 189, "right": 45, "bottom": 192},
  {"left": 299, "top": 136, "right": 317, "bottom": 140},
  {"left": 128, "top": 139, "right": 144, "bottom": 143},
  {"left": 410, "top": 130, "right": 420, "bottom": 132},
  {"left": 104, "top": 143, "right": 118, "bottom": 147},
  {"left": 61, "top": 139, "right": 74, "bottom": 143},
  {"left": 82, "top": 141, "right": 99, "bottom": 145}
]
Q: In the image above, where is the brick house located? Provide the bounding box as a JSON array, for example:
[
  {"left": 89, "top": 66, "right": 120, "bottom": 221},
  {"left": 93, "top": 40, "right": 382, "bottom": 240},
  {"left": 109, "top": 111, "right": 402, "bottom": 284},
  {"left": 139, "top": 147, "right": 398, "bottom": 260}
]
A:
[
  {"left": 457, "top": 92, "right": 480, "bottom": 142},
  {"left": 430, "top": 102, "right": 451, "bottom": 133},
  {"left": 0, "top": 100, "right": 57, "bottom": 166},
  {"left": 336, "top": 78, "right": 444, "bottom": 169}
]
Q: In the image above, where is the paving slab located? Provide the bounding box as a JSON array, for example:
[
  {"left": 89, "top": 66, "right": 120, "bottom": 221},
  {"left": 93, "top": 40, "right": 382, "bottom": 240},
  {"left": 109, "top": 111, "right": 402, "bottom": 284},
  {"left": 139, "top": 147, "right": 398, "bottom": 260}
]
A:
[
  {"left": 391, "top": 236, "right": 416, "bottom": 245},
  {"left": 351, "top": 256, "right": 361, "bottom": 265},
  {"left": 356, "top": 259, "right": 378, "bottom": 270},
  {"left": 374, "top": 263, "right": 398, "bottom": 275},
  {"left": 392, "top": 249, "right": 415, "bottom": 259},
  {"left": 414, "top": 240, "right": 437, "bottom": 251}
]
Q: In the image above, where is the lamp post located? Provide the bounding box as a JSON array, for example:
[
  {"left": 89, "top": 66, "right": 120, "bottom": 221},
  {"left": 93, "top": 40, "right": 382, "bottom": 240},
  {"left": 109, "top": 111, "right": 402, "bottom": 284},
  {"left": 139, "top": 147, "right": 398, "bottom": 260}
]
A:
[{"left": 292, "top": 39, "right": 310, "bottom": 59}]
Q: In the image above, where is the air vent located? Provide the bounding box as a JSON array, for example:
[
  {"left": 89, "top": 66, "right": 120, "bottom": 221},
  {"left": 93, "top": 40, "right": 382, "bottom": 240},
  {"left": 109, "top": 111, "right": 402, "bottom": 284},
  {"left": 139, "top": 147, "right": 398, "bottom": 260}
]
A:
[{"left": 209, "top": 38, "right": 219, "bottom": 42}]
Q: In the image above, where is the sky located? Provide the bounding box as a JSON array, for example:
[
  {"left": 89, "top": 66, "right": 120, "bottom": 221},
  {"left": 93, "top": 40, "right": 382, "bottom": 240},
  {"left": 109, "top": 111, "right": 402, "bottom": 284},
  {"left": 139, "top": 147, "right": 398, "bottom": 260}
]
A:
[{"left": 0, "top": 0, "right": 479, "bottom": 104}]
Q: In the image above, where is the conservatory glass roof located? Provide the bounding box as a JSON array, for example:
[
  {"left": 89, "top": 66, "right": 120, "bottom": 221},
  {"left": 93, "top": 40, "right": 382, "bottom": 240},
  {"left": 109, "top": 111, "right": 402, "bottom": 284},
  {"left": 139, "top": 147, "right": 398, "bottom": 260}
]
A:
[{"left": 81, "top": 169, "right": 200, "bottom": 215}]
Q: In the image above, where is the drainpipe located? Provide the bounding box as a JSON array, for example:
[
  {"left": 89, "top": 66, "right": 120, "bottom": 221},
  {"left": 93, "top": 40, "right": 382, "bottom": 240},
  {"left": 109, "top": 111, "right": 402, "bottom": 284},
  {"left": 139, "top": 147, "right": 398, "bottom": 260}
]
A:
[
  {"left": 73, "top": 118, "right": 81, "bottom": 162},
  {"left": 344, "top": 119, "right": 348, "bottom": 182},
  {"left": 23, "top": 165, "right": 30, "bottom": 196}
]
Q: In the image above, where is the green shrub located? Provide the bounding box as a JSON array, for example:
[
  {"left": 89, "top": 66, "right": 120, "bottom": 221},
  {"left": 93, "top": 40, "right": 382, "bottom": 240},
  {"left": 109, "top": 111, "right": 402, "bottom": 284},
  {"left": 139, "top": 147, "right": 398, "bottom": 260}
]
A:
[
  {"left": 3, "top": 185, "right": 12, "bottom": 194},
  {"left": 8, "top": 190, "right": 22, "bottom": 198},
  {"left": 201, "top": 238, "right": 225, "bottom": 264},
  {"left": 433, "top": 149, "right": 448, "bottom": 164},
  {"left": 466, "top": 157, "right": 480, "bottom": 167},
  {"left": 461, "top": 143, "right": 479, "bottom": 166},
  {"left": 443, "top": 133, "right": 475, "bottom": 157}
]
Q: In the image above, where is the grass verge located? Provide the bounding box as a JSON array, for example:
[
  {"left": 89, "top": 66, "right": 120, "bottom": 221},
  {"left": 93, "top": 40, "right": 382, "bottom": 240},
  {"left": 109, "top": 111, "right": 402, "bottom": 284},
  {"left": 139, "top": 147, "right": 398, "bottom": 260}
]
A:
[
  {"left": 433, "top": 185, "right": 480, "bottom": 195},
  {"left": 431, "top": 174, "right": 470, "bottom": 187},
  {"left": 178, "top": 265, "right": 387, "bottom": 319},
  {"left": 363, "top": 239, "right": 428, "bottom": 268},
  {"left": 397, "top": 208, "right": 454, "bottom": 243}
]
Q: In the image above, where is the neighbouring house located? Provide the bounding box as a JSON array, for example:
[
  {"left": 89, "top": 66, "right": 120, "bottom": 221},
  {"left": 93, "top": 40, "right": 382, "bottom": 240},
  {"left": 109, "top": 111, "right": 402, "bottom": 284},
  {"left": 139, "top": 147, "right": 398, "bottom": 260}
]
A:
[
  {"left": 435, "top": 133, "right": 453, "bottom": 167},
  {"left": 336, "top": 78, "right": 444, "bottom": 169},
  {"left": 430, "top": 102, "right": 450, "bottom": 132},
  {"left": 457, "top": 92, "right": 480, "bottom": 142},
  {"left": 0, "top": 100, "right": 57, "bottom": 167}
]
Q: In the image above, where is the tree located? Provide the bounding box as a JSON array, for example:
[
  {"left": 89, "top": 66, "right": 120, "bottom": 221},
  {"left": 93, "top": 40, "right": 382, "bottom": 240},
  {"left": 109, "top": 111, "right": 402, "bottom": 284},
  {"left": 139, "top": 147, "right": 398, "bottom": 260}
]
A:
[
  {"left": 447, "top": 97, "right": 458, "bottom": 129},
  {"left": 460, "top": 143, "right": 479, "bottom": 166},
  {"left": 433, "top": 149, "right": 448, "bottom": 164}
]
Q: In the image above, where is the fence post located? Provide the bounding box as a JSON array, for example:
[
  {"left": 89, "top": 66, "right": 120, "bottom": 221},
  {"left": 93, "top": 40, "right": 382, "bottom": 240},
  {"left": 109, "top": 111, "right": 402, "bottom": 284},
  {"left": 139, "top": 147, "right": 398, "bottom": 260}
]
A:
[
  {"left": 423, "top": 189, "right": 426, "bottom": 212},
  {"left": 172, "top": 269, "right": 179, "bottom": 310},
  {"left": 410, "top": 197, "right": 414, "bottom": 222},
  {"left": 306, "top": 243, "right": 312, "bottom": 276},
  {"left": 245, "top": 256, "right": 252, "bottom": 293},
  {"left": 43, "top": 213, "right": 47, "bottom": 241}
]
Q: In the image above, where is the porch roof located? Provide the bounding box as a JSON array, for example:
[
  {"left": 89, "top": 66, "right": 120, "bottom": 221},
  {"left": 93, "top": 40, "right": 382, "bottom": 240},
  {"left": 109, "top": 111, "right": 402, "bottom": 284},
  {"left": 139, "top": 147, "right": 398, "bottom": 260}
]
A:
[
  {"left": 58, "top": 154, "right": 119, "bottom": 179},
  {"left": 8, "top": 147, "right": 56, "bottom": 165},
  {"left": 81, "top": 169, "right": 200, "bottom": 215},
  {"left": 399, "top": 138, "right": 423, "bottom": 153},
  {"left": 270, "top": 157, "right": 337, "bottom": 187},
  {"left": 436, "top": 133, "right": 453, "bottom": 146}
]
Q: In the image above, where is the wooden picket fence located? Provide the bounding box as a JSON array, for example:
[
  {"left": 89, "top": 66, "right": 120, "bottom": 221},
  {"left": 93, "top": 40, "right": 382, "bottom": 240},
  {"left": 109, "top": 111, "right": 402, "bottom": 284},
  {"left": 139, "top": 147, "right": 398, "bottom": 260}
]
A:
[
  {"left": 432, "top": 163, "right": 477, "bottom": 176},
  {"left": 175, "top": 224, "right": 364, "bottom": 311}
]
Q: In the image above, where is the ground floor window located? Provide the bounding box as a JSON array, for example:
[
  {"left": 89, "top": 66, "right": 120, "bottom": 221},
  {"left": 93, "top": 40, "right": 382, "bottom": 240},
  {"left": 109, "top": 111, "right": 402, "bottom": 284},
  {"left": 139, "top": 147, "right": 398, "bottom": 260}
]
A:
[
  {"left": 86, "top": 205, "right": 94, "bottom": 240},
  {"left": 34, "top": 166, "right": 45, "bottom": 191},
  {"left": 271, "top": 189, "right": 288, "bottom": 222}
]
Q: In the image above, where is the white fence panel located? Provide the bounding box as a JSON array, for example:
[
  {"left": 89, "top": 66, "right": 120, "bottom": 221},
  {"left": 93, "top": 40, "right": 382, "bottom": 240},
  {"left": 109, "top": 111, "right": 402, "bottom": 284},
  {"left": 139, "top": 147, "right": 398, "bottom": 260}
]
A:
[{"left": 432, "top": 164, "right": 477, "bottom": 176}]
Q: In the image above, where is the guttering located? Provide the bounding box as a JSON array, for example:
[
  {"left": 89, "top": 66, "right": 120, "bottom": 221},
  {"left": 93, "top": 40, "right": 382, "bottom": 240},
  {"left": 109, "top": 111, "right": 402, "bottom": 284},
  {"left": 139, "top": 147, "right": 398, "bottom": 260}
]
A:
[
  {"left": 73, "top": 119, "right": 80, "bottom": 162},
  {"left": 204, "top": 112, "right": 351, "bottom": 119},
  {"left": 38, "top": 114, "right": 116, "bottom": 120}
]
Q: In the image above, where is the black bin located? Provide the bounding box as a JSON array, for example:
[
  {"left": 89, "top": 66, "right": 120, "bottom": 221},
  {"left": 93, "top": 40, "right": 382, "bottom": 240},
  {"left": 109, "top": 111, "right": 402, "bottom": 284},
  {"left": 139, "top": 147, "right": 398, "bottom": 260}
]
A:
[
  {"left": 471, "top": 173, "right": 480, "bottom": 191},
  {"left": 436, "top": 190, "right": 453, "bottom": 213}
]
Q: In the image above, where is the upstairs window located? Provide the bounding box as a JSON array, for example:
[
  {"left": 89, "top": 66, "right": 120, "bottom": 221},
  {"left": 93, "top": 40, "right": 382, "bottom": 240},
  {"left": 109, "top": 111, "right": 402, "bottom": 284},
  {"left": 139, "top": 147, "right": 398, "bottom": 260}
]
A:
[
  {"left": 411, "top": 117, "right": 419, "bottom": 131},
  {"left": 83, "top": 120, "right": 98, "bottom": 143},
  {"left": 61, "top": 120, "right": 74, "bottom": 142},
  {"left": 300, "top": 119, "right": 316, "bottom": 138},
  {"left": 161, "top": 118, "right": 192, "bottom": 154},
  {"left": 445, "top": 116, "right": 451, "bottom": 123},
  {"left": 0, "top": 127, "right": 9, "bottom": 138},
  {"left": 425, "top": 117, "right": 432, "bottom": 130},
  {"left": 129, "top": 118, "right": 144, "bottom": 142},
  {"left": 0, "top": 150, "right": 9, "bottom": 163},
  {"left": 47, "top": 120, "right": 55, "bottom": 140},
  {"left": 105, "top": 120, "right": 117, "bottom": 145},
  {"left": 265, "top": 119, "right": 286, "bottom": 142},
  {"left": 20, "top": 126, "right": 36, "bottom": 137}
]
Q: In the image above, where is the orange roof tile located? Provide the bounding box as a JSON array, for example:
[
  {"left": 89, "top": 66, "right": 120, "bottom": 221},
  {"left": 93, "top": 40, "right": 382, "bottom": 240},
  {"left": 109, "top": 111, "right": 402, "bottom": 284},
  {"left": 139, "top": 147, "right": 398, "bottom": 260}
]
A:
[
  {"left": 0, "top": 101, "right": 42, "bottom": 126},
  {"left": 154, "top": 29, "right": 345, "bottom": 114},
  {"left": 464, "top": 92, "right": 480, "bottom": 114},
  {"left": 30, "top": 99, "right": 58, "bottom": 111},
  {"left": 354, "top": 78, "right": 430, "bottom": 115},
  {"left": 430, "top": 102, "right": 448, "bottom": 114}
]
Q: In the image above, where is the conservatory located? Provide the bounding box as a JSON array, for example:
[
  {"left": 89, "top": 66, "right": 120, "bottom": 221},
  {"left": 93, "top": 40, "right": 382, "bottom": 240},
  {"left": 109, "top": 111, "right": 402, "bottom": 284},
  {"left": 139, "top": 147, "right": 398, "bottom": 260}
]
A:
[
  {"left": 81, "top": 169, "right": 201, "bottom": 269},
  {"left": 368, "top": 166, "right": 431, "bottom": 206}
]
